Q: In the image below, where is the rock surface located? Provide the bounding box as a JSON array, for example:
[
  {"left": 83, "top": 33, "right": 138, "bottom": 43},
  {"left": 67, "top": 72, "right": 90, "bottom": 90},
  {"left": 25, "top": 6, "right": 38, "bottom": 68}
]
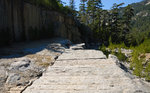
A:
[
  {"left": 23, "top": 44, "right": 150, "bottom": 93},
  {"left": 0, "top": 38, "right": 71, "bottom": 93}
]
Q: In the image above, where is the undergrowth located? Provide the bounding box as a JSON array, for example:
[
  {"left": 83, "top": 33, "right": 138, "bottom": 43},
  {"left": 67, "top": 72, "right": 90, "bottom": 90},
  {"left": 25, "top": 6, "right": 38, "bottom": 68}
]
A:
[
  {"left": 99, "top": 45, "right": 127, "bottom": 61},
  {"left": 114, "top": 51, "right": 127, "bottom": 62},
  {"left": 99, "top": 39, "right": 150, "bottom": 81},
  {"left": 131, "top": 39, "right": 150, "bottom": 80}
]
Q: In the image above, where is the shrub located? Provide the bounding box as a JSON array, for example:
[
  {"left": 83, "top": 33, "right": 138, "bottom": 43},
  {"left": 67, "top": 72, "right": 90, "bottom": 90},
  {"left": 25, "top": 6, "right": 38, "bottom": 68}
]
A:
[
  {"left": 99, "top": 45, "right": 110, "bottom": 58},
  {"left": 102, "top": 38, "right": 150, "bottom": 80},
  {"left": 108, "top": 42, "right": 128, "bottom": 50},
  {"left": 133, "top": 58, "right": 143, "bottom": 77},
  {"left": 114, "top": 52, "right": 127, "bottom": 62},
  {"left": 145, "top": 62, "right": 150, "bottom": 82}
]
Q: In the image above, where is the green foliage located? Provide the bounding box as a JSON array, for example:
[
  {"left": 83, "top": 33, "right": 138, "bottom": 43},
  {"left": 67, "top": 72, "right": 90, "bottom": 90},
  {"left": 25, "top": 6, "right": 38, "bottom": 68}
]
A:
[
  {"left": 99, "top": 45, "right": 110, "bottom": 58},
  {"left": 132, "top": 39, "right": 150, "bottom": 53},
  {"left": 107, "top": 39, "right": 128, "bottom": 61},
  {"left": 79, "top": 0, "right": 87, "bottom": 24},
  {"left": 86, "top": 0, "right": 102, "bottom": 25},
  {"left": 27, "top": 0, "right": 73, "bottom": 15},
  {"left": 69, "top": 0, "right": 75, "bottom": 10},
  {"left": 79, "top": 2, "right": 135, "bottom": 46},
  {"left": 79, "top": 0, "right": 150, "bottom": 81},
  {"left": 131, "top": 50, "right": 143, "bottom": 77},
  {"left": 127, "top": 0, "right": 150, "bottom": 80},
  {"left": 100, "top": 38, "right": 150, "bottom": 79},
  {"left": 68, "top": 0, "right": 78, "bottom": 16},
  {"left": 95, "top": 9, "right": 110, "bottom": 44},
  {"left": 108, "top": 39, "right": 127, "bottom": 50},
  {"left": 127, "top": 0, "right": 150, "bottom": 46},
  {"left": 130, "top": 39, "right": 150, "bottom": 78},
  {"left": 133, "top": 59, "right": 143, "bottom": 77},
  {"left": 145, "top": 62, "right": 150, "bottom": 81},
  {"left": 123, "top": 5, "right": 134, "bottom": 46},
  {"left": 78, "top": 0, "right": 150, "bottom": 47},
  {"left": 99, "top": 44, "right": 106, "bottom": 52},
  {"left": 29, "top": 0, "right": 59, "bottom": 9},
  {"left": 99, "top": 43, "right": 127, "bottom": 61},
  {"left": 78, "top": 23, "right": 93, "bottom": 43},
  {"left": 114, "top": 51, "right": 127, "bottom": 62}
]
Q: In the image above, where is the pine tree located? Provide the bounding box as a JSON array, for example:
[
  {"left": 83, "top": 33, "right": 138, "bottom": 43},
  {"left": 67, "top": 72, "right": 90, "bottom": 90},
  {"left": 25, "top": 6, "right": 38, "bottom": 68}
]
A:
[
  {"left": 110, "top": 3, "right": 124, "bottom": 43},
  {"left": 79, "top": 0, "right": 87, "bottom": 24},
  {"left": 123, "top": 5, "right": 134, "bottom": 46},
  {"left": 87, "top": 0, "right": 95, "bottom": 24},
  {"left": 69, "top": 0, "right": 77, "bottom": 16},
  {"left": 86, "top": 0, "right": 102, "bottom": 28},
  {"left": 87, "top": 0, "right": 102, "bottom": 24},
  {"left": 69, "top": 0, "right": 75, "bottom": 10},
  {"left": 100, "top": 10, "right": 111, "bottom": 45}
]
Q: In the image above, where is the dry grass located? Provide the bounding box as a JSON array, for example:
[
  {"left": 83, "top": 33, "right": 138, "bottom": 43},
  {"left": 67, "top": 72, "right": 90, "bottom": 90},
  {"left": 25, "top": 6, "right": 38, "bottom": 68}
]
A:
[
  {"left": 26, "top": 54, "right": 53, "bottom": 67},
  {"left": 38, "top": 62, "right": 50, "bottom": 67}
]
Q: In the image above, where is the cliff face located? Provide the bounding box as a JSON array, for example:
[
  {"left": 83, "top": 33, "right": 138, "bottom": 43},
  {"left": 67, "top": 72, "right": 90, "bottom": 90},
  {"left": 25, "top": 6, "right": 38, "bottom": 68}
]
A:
[{"left": 0, "top": 0, "right": 81, "bottom": 46}]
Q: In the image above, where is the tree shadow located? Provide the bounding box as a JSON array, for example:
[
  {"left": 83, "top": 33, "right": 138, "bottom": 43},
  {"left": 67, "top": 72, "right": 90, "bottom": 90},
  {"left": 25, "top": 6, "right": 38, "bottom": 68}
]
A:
[{"left": 0, "top": 38, "right": 70, "bottom": 59}]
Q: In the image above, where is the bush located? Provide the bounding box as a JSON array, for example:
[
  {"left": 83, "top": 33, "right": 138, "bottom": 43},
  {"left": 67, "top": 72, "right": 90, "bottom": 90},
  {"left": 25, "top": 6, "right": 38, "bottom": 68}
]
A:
[
  {"left": 108, "top": 41, "right": 128, "bottom": 50},
  {"left": 102, "top": 38, "right": 150, "bottom": 80},
  {"left": 27, "top": 0, "right": 72, "bottom": 14},
  {"left": 145, "top": 62, "right": 150, "bottom": 82},
  {"left": 133, "top": 58, "right": 143, "bottom": 77},
  {"left": 130, "top": 39, "right": 150, "bottom": 78},
  {"left": 114, "top": 52, "right": 127, "bottom": 62},
  {"left": 99, "top": 45, "right": 110, "bottom": 58}
]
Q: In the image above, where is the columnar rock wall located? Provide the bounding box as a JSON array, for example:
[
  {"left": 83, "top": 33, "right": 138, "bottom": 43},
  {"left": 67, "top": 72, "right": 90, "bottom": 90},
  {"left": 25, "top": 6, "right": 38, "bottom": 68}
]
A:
[{"left": 0, "top": 0, "right": 81, "bottom": 46}]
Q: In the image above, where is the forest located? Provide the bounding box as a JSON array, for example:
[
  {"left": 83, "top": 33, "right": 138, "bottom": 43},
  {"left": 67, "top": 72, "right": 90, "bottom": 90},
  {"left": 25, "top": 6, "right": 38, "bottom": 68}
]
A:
[
  {"left": 1, "top": 0, "right": 150, "bottom": 81},
  {"left": 1, "top": 0, "right": 150, "bottom": 92},
  {"left": 70, "top": 0, "right": 150, "bottom": 81},
  {"left": 29, "top": 0, "right": 150, "bottom": 82}
]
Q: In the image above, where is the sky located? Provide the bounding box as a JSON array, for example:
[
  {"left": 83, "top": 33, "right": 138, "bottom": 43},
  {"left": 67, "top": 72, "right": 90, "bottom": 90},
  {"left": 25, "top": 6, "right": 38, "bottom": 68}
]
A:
[{"left": 61, "top": 0, "right": 143, "bottom": 10}]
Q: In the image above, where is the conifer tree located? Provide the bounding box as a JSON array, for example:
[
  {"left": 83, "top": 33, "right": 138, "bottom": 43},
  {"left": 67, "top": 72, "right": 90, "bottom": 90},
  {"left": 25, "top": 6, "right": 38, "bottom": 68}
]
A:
[
  {"left": 110, "top": 3, "right": 124, "bottom": 43},
  {"left": 69, "top": 0, "right": 75, "bottom": 10},
  {"left": 123, "top": 5, "right": 134, "bottom": 45},
  {"left": 86, "top": 0, "right": 102, "bottom": 28},
  {"left": 69, "top": 0, "right": 77, "bottom": 16},
  {"left": 79, "top": 0, "right": 87, "bottom": 24}
]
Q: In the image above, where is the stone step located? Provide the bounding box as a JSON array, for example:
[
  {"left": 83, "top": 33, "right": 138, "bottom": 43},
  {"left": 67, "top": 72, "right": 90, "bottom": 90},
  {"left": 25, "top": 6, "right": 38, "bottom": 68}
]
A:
[
  {"left": 33, "top": 77, "right": 133, "bottom": 85},
  {"left": 46, "top": 66, "right": 122, "bottom": 70},
  {"left": 23, "top": 49, "right": 150, "bottom": 93},
  {"left": 24, "top": 84, "right": 134, "bottom": 90},
  {"left": 23, "top": 89, "right": 134, "bottom": 93},
  {"left": 53, "top": 59, "right": 114, "bottom": 66},
  {"left": 44, "top": 67, "right": 124, "bottom": 76},
  {"left": 58, "top": 50, "right": 106, "bottom": 60}
]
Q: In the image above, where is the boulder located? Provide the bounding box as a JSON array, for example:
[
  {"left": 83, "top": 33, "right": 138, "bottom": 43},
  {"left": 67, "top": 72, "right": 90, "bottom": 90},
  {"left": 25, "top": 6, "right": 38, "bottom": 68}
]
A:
[
  {"left": 6, "top": 73, "right": 21, "bottom": 85},
  {"left": 145, "top": 53, "right": 150, "bottom": 61},
  {"left": 108, "top": 54, "right": 120, "bottom": 65},
  {"left": 9, "top": 58, "right": 31, "bottom": 71},
  {"left": 47, "top": 43, "right": 65, "bottom": 53},
  {"left": 108, "top": 54, "right": 118, "bottom": 60}
]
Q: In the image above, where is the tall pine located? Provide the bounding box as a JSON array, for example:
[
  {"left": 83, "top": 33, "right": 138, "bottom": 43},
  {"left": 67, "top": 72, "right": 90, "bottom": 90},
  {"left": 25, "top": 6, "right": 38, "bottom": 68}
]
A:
[
  {"left": 86, "top": 0, "right": 102, "bottom": 27},
  {"left": 69, "top": 0, "right": 75, "bottom": 10},
  {"left": 79, "top": 0, "right": 87, "bottom": 24},
  {"left": 123, "top": 5, "right": 134, "bottom": 46},
  {"left": 110, "top": 3, "right": 124, "bottom": 43}
]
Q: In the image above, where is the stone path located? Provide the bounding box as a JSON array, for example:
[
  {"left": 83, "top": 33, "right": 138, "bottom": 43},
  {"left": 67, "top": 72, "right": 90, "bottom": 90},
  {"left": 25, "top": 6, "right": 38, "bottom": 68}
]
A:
[{"left": 23, "top": 44, "right": 150, "bottom": 93}]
